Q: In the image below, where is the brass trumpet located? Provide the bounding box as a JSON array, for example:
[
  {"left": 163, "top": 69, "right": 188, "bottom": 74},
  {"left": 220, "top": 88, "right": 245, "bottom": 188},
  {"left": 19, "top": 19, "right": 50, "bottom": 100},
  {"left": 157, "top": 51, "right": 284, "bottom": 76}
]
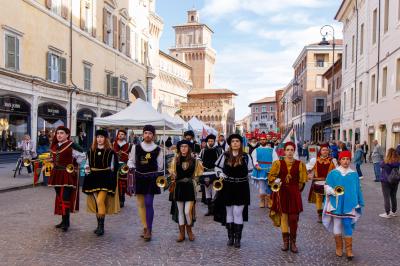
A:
[
  {"left": 212, "top": 178, "right": 223, "bottom": 191},
  {"left": 271, "top": 182, "right": 281, "bottom": 192},
  {"left": 66, "top": 164, "right": 75, "bottom": 174},
  {"left": 156, "top": 176, "right": 168, "bottom": 188},
  {"left": 334, "top": 186, "right": 344, "bottom": 196},
  {"left": 119, "top": 164, "right": 129, "bottom": 175},
  {"left": 23, "top": 158, "right": 31, "bottom": 167}
]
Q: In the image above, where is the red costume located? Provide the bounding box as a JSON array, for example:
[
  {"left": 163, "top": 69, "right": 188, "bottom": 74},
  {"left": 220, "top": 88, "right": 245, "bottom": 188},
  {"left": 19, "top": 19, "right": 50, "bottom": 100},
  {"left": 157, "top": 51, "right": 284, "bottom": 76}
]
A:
[{"left": 113, "top": 140, "right": 132, "bottom": 206}]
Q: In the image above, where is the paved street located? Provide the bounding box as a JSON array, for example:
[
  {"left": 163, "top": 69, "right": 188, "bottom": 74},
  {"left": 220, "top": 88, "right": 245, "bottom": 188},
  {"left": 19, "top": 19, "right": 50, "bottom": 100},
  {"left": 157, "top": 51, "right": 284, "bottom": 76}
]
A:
[{"left": 0, "top": 163, "right": 399, "bottom": 266}]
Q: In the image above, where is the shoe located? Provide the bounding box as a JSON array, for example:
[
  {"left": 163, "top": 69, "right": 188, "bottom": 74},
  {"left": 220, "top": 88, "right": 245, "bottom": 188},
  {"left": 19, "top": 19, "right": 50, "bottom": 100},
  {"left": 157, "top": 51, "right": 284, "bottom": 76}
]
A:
[
  {"left": 205, "top": 199, "right": 212, "bottom": 216},
  {"left": 289, "top": 233, "right": 298, "bottom": 253},
  {"left": 379, "top": 213, "right": 392, "bottom": 218},
  {"left": 94, "top": 216, "right": 100, "bottom": 234},
  {"left": 226, "top": 223, "right": 234, "bottom": 246},
  {"left": 233, "top": 224, "right": 243, "bottom": 248},
  {"left": 359, "top": 176, "right": 364, "bottom": 180},
  {"left": 334, "top": 234, "right": 343, "bottom": 257},
  {"left": 143, "top": 229, "right": 152, "bottom": 241},
  {"left": 61, "top": 211, "right": 70, "bottom": 232},
  {"left": 96, "top": 216, "right": 105, "bottom": 236},
  {"left": 176, "top": 225, "right": 185, "bottom": 242},
  {"left": 390, "top": 211, "right": 397, "bottom": 217},
  {"left": 259, "top": 195, "right": 265, "bottom": 208},
  {"left": 120, "top": 201, "right": 125, "bottom": 208},
  {"left": 140, "top": 228, "right": 147, "bottom": 238},
  {"left": 186, "top": 225, "right": 195, "bottom": 241},
  {"left": 281, "top": 233, "right": 290, "bottom": 251},
  {"left": 55, "top": 217, "right": 64, "bottom": 229},
  {"left": 317, "top": 210, "right": 323, "bottom": 223},
  {"left": 344, "top": 237, "right": 353, "bottom": 260}
]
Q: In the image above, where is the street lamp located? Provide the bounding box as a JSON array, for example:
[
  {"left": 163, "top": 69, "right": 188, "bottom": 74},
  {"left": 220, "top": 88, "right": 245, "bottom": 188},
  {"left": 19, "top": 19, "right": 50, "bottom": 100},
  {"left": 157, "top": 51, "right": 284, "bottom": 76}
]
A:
[
  {"left": 320, "top": 24, "right": 335, "bottom": 141},
  {"left": 292, "top": 79, "right": 301, "bottom": 141}
]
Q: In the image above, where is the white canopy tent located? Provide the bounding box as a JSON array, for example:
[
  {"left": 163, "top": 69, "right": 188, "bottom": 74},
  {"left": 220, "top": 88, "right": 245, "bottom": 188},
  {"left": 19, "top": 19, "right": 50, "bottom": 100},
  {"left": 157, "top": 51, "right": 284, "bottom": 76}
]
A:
[{"left": 187, "top": 117, "right": 218, "bottom": 137}]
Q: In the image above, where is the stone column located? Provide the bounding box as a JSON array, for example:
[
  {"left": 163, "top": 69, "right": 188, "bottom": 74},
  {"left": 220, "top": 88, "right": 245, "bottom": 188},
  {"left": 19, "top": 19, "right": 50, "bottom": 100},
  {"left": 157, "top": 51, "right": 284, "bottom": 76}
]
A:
[
  {"left": 31, "top": 94, "right": 39, "bottom": 144},
  {"left": 146, "top": 67, "right": 156, "bottom": 105}
]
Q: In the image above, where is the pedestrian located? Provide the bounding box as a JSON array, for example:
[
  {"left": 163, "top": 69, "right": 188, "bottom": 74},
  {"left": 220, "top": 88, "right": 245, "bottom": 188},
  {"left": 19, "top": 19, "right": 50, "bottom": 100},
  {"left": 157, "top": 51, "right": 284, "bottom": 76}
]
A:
[
  {"left": 17, "top": 134, "right": 37, "bottom": 174},
  {"left": 330, "top": 141, "right": 339, "bottom": 160},
  {"left": 297, "top": 141, "right": 303, "bottom": 158},
  {"left": 184, "top": 130, "right": 201, "bottom": 154},
  {"left": 213, "top": 134, "right": 254, "bottom": 248},
  {"left": 217, "top": 134, "right": 229, "bottom": 152},
  {"left": 378, "top": 148, "right": 400, "bottom": 218},
  {"left": 354, "top": 144, "right": 364, "bottom": 179},
  {"left": 169, "top": 140, "right": 204, "bottom": 242},
  {"left": 47, "top": 126, "right": 86, "bottom": 232},
  {"left": 362, "top": 141, "right": 369, "bottom": 163},
  {"left": 268, "top": 141, "right": 308, "bottom": 253},
  {"left": 83, "top": 129, "right": 120, "bottom": 236},
  {"left": 396, "top": 144, "right": 400, "bottom": 157},
  {"left": 247, "top": 135, "right": 259, "bottom": 156},
  {"left": 37, "top": 130, "right": 49, "bottom": 154},
  {"left": 371, "top": 140, "right": 384, "bottom": 182},
  {"left": 127, "top": 125, "right": 164, "bottom": 241},
  {"left": 322, "top": 151, "right": 364, "bottom": 260}
]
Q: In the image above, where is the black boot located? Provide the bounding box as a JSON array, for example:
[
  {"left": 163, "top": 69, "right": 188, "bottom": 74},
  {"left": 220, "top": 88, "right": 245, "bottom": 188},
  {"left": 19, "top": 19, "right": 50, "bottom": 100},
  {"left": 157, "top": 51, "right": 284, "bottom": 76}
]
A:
[
  {"left": 55, "top": 216, "right": 64, "bottom": 229},
  {"left": 120, "top": 194, "right": 125, "bottom": 208},
  {"left": 94, "top": 216, "right": 100, "bottom": 234},
  {"left": 96, "top": 216, "right": 105, "bottom": 236},
  {"left": 234, "top": 224, "right": 243, "bottom": 248},
  {"left": 61, "top": 210, "right": 70, "bottom": 232},
  {"left": 205, "top": 199, "right": 212, "bottom": 216},
  {"left": 226, "top": 223, "right": 234, "bottom": 246}
]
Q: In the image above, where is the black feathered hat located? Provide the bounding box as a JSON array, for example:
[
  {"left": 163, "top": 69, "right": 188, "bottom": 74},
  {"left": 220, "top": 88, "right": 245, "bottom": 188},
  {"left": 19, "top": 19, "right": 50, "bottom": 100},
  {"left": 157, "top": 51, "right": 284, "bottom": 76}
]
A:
[{"left": 227, "top": 134, "right": 243, "bottom": 145}]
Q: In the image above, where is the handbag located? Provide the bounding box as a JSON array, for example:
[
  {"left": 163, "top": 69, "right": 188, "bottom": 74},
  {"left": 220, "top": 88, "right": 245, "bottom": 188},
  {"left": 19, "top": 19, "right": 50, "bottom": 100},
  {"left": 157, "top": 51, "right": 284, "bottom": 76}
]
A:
[{"left": 387, "top": 167, "right": 400, "bottom": 184}]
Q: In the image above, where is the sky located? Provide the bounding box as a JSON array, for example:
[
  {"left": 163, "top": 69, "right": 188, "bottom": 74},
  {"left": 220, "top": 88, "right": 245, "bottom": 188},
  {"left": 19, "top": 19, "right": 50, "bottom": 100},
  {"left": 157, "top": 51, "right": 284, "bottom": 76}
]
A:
[{"left": 156, "top": 0, "right": 343, "bottom": 120}]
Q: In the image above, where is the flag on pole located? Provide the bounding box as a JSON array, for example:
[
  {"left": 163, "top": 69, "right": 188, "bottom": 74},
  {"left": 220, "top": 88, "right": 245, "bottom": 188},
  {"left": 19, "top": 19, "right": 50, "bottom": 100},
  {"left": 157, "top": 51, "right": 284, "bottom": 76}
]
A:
[
  {"left": 201, "top": 126, "right": 208, "bottom": 140},
  {"left": 276, "top": 127, "right": 299, "bottom": 160}
]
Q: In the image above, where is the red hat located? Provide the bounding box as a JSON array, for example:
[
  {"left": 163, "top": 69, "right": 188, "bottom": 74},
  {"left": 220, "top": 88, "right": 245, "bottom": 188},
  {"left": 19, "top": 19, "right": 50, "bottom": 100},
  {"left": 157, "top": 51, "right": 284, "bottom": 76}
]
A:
[
  {"left": 320, "top": 143, "right": 330, "bottom": 149},
  {"left": 339, "top": 151, "right": 352, "bottom": 160},
  {"left": 284, "top": 141, "right": 296, "bottom": 151},
  {"left": 259, "top": 133, "right": 267, "bottom": 139}
]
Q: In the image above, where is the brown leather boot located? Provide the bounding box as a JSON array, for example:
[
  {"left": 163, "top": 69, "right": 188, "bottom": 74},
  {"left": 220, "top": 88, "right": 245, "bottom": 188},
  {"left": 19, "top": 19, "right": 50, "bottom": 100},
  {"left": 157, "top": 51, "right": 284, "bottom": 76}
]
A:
[
  {"left": 290, "top": 233, "right": 298, "bottom": 253},
  {"left": 176, "top": 225, "right": 185, "bottom": 242},
  {"left": 317, "top": 210, "right": 323, "bottom": 223},
  {"left": 140, "top": 228, "right": 147, "bottom": 238},
  {"left": 344, "top": 237, "right": 353, "bottom": 260},
  {"left": 334, "top": 234, "right": 343, "bottom": 257},
  {"left": 186, "top": 225, "right": 195, "bottom": 241},
  {"left": 281, "top": 233, "right": 290, "bottom": 251},
  {"left": 143, "top": 229, "right": 152, "bottom": 241}
]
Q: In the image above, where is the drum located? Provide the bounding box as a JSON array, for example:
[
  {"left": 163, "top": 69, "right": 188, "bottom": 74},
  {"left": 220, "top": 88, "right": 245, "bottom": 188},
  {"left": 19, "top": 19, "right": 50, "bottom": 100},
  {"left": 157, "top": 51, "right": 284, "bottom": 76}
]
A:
[
  {"left": 199, "top": 171, "right": 217, "bottom": 185},
  {"left": 313, "top": 180, "right": 326, "bottom": 195}
]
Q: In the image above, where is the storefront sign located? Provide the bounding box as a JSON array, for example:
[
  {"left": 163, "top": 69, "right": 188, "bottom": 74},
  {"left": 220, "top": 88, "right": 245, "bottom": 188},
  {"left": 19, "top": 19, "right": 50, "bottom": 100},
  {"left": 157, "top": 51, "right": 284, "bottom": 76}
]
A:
[
  {"left": 38, "top": 103, "right": 67, "bottom": 118},
  {"left": 392, "top": 123, "right": 400, "bottom": 133},
  {"left": 0, "top": 96, "right": 29, "bottom": 113},
  {"left": 77, "top": 109, "right": 96, "bottom": 121},
  {"left": 368, "top": 126, "right": 375, "bottom": 134}
]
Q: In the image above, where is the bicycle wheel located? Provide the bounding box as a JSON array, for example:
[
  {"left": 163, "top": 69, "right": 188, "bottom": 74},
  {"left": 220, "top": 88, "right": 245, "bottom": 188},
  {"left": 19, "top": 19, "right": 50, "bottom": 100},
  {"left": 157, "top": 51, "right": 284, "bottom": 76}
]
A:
[{"left": 14, "top": 158, "right": 22, "bottom": 178}]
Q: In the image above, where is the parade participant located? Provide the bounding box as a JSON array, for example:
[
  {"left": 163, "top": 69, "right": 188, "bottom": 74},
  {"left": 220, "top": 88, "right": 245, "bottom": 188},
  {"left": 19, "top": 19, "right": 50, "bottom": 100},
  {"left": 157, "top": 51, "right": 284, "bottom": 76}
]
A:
[
  {"left": 83, "top": 130, "right": 119, "bottom": 236},
  {"left": 48, "top": 126, "right": 86, "bottom": 232},
  {"left": 184, "top": 130, "right": 201, "bottom": 154},
  {"left": 127, "top": 125, "right": 164, "bottom": 241},
  {"left": 113, "top": 129, "right": 132, "bottom": 207},
  {"left": 251, "top": 133, "right": 279, "bottom": 208},
  {"left": 169, "top": 140, "right": 204, "bottom": 242},
  {"left": 214, "top": 134, "right": 253, "bottom": 248},
  {"left": 268, "top": 142, "right": 307, "bottom": 253},
  {"left": 322, "top": 151, "right": 364, "bottom": 260},
  {"left": 306, "top": 143, "right": 337, "bottom": 223},
  {"left": 217, "top": 134, "right": 229, "bottom": 152},
  {"left": 17, "top": 134, "right": 37, "bottom": 174},
  {"left": 247, "top": 135, "right": 259, "bottom": 156},
  {"left": 199, "top": 134, "right": 222, "bottom": 215}
]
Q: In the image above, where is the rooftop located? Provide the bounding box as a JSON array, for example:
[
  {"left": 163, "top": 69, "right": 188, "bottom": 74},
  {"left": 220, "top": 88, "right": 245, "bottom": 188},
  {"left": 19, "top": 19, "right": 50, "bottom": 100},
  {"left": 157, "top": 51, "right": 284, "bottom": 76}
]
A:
[
  {"left": 248, "top": 96, "right": 276, "bottom": 107},
  {"left": 188, "top": 88, "right": 237, "bottom": 96}
]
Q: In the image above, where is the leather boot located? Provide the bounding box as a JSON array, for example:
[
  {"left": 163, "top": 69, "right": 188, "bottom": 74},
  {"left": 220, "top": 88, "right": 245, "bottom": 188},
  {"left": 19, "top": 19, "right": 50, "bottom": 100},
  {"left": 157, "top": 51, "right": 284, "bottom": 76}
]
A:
[
  {"left": 265, "top": 195, "right": 271, "bottom": 208},
  {"left": 290, "top": 233, "right": 298, "bottom": 253},
  {"left": 345, "top": 237, "right": 354, "bottom": 260},
  {"left": 96, "top": 216, "right": 105, "bottom": 236},
  {"left": 143, "top": 228, "right": 152, "bottom": 241},
  {"left": 317, "top": 210, "right": 323, "bottom": 223},
  {"left": 259, "top": 195, "right": 265, "bottom": 208},
  {"left": 176, "top": 225, "right": 185, "bottom": 242},
  {"left": 281, "top": 233, "right": 290, "bottom": 251},
  {"left": 186, "top": 225, "right": 195, "bottom": 241},
  {"left": 233, "top": 224, "right": 243, "bottom": 248},
  {"left": 120, "top": 193, "right": 125, "bottom": 208},
  {"left": 226, "top": 223, "right": 234, "bottom": 246},
  {"left": 94, "top": 216, "right": 100, "bottom": 234},
  {"left": 140, "top": 228, "right": 147, "bottom": 238},
  {"left": 55, "top": 216, "right": 64, "bottom": 229},
  {"left": 61, "top": 210, "right": 70, "bottom": 232},
  {"left": 334, "top": 234, "right": 343, "bottom": 257},
  {"left": 205, "top": 199, "right": 212, "bottom": 216}
]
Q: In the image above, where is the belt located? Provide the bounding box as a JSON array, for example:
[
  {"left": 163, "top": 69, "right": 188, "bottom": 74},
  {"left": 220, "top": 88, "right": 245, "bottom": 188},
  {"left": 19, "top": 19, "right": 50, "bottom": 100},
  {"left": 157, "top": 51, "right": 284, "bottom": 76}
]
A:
[
  {"left": 90, "top": 167, "right": 111, "bottom": 172},
  {"left": 54, "top": 166, "right": 67, "bottom": 170},
  {"left": 258, "top": 161, "right": 272, "bottom": 164},
  {"left": 224, "top": 176, "right": 248, "bottom": 183},
  {"left": 176, "top": 177, "right": 192, "bottom": 183}
]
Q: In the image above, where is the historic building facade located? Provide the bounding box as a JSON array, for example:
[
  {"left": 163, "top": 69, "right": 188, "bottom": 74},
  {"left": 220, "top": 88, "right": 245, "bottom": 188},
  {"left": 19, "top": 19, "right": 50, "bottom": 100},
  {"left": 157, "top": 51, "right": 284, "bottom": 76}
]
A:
[
  {"left": 336, "top": 0, "right": 400, "bottom": 152},
  {"left": 248, "top": 96, "right": 277, "bottom": 133},
  {"left": 0, "top": 0, "right": 160, "bottom": 152}
]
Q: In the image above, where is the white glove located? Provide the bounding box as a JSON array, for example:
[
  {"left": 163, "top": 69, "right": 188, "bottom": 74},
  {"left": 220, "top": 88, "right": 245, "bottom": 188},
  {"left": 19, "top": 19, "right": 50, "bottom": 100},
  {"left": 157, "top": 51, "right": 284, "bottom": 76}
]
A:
[
  {"left": 325, "top": 185, "right": 336, "bottom": 196},
  {"left": 274, "top": 178, "right": 281, "bottom": 184}
]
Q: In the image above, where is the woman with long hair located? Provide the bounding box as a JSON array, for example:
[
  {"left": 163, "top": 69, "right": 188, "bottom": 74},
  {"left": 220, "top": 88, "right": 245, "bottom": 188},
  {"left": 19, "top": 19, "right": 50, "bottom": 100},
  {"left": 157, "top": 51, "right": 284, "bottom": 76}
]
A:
[
  {"left": 214, "top": 134, "right": 253, "bottom": 248},
  {"left": 169, "top": 140, "right": 204, "bottom": 242},
  {"left": 379, "top": 148, "right": 400, "bottom": 218},
  {"left": 83, "top": 129, "right": 120, "bottom": 236}
]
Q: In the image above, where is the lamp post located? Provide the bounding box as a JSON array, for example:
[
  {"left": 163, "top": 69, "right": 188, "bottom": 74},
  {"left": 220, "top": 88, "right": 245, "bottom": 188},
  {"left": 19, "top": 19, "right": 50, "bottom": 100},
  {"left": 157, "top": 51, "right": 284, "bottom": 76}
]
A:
[
  {"left": 292, "top": 78, "right": 300, "bottom": 141},
  {"left": 320, "top": 25, "right": 335, "bottom": 141}
]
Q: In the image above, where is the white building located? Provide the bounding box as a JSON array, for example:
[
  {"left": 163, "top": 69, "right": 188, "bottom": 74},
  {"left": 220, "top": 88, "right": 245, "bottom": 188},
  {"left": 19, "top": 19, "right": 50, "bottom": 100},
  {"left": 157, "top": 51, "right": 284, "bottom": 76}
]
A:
[{"left": 336, "top": 0, "right": 400, "bottom": 151}]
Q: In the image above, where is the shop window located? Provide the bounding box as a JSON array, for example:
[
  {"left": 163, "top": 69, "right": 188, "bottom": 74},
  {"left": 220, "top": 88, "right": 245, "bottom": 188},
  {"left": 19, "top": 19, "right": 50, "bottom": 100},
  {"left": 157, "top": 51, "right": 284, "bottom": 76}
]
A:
[{"left": 5, "top": 34, "right": 19, "bottom": 71}]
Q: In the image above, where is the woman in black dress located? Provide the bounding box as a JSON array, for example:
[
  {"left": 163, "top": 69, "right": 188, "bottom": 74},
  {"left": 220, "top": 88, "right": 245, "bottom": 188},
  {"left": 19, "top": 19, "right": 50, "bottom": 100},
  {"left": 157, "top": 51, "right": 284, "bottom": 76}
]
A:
[
  {"left": 83, "top": 129, "right": 119, "bottom": 236},
  {"left": 169, "top": 140, "right": 203, "bottom": 242},
  {"left": 214, "top": 134, "right": 253, "bottom": 248}
]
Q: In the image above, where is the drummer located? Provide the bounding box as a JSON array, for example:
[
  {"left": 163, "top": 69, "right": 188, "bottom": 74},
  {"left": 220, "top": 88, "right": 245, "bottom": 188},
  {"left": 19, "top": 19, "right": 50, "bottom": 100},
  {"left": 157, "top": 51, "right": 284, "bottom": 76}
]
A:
[
  {"left": 306, "top": 143, "right": 337, "bottom": 223},
  {"left": 199, "top": 134, "right": 223, "bottom": 216}
]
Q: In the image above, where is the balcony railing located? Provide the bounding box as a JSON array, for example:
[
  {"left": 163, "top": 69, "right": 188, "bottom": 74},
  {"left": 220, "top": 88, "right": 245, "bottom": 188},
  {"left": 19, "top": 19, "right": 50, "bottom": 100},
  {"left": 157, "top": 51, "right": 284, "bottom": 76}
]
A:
[
  {"left": 291, "top": 90, "right": 303, "bottom": 103},
  {"left": 321, "top": 109, "right": 340, "bottom": 122}
]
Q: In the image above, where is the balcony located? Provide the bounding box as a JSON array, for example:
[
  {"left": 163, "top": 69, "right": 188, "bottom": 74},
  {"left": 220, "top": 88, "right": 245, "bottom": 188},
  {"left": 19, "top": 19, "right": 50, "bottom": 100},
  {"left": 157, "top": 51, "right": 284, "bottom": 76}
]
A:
[
  {"left": 291, "top": 90, "right": 303, "bottom": 103},
  {"left": 321, "top": 109, "right": 340, "bottom": 123}
]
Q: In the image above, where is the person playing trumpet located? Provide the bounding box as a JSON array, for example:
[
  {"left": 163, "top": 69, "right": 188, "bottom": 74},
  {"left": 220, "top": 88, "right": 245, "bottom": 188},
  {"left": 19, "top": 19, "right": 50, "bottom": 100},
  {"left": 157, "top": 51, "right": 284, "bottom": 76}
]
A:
[
  {"left": 113, "top": 129, "right": 132, "bottom": 208},
  {"left": 322, "top": 151, "right": 364, "bottom": 260},
  {"left": 213, "top": 134, "right": 253, "bottom": 248},
  {"left": 306, "top": 143, "right": 337, "bottom": 223},
  {"left": 268, "top": 141, "right": 308, "bottom": 253},
  {"left": 48, "top": 126, "right": 86, "bottom": 232},
  {"left": 169, "top": 140, "right": 204, "bottom": 242},
  {"left": 82, "top": 130, "right": 120, "bottom": 236}
]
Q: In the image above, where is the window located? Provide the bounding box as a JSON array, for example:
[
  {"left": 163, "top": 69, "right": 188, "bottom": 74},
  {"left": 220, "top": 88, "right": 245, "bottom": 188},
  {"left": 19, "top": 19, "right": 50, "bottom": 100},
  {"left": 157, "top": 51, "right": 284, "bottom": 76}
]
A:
[
  {"left": 345, "top": 44, "right": 348, "bottom": 69},
  {"left": 350, "top": 88, "right": 354, "bottom": 108},
  {"left": 270, "top": 106, "right": 273, "bottom": 111},
  {"left": 81, "top": 0, "right": 94, "bottom": 34},
  {"left": 382, "top": 67, "right": 388, "bottom": 97},
  {"left": 315, "top": 54, "right": 325, "bottom": 67},
  {"left": 384, "top": 0, "right": 389, "bottom": 33},
  {"left": 255, "top": 107, "right": 258, "bottom": 112},
  {"left": 47, "top": 52, "right": 66, "bottom": 84},
  {"left": 120, "top": 79, "right": 128, "bottom": 100},
  {"left": 316, "top": 75, "right": 323, "bottom": 89},
  {"left": 5, "top": 34, "right": 19, "bottom": 71},
  {"left": 84, "top": 64, "right": 91, "bottom": 90},
  {"left": 328, "top": 84, "right": 331, "bottom": 95},
  {"left": 398, "top": 0, "right": 400, "bottom": 21},
  {"left": 51, "top": 0, "right": 62, "bottom": 15},
  {"left": 119, "top": 19, "right": 128, "bottom": 54},
  {"left": 103, "top": 8, "right": 114, "bottom": 47},
  {"left": 106, "top": 73, "right": 118, "bottom": 96},
  {"left": 262, "top": 106, "right": 266, "bottom": 112},
  {"left": 315, "top": 99, "right": 324, "bottom": 113},
  {"left": 359, "top": 81, "right": 363, "bottom": 106},
  {"left": 371, "top": 74, "right": 376, "bottom": 102},
  {"left": 344, "top": 92, "right": 347, "bottom": 111},
  {"left": 360, "top": 24, "right": 364, "bottom": 55},
  {"left": 372, "top": 9, "right": 377, "bottom": 44},
  {"left": 397, "top": 59, "right": 400, "bottom": 92}
]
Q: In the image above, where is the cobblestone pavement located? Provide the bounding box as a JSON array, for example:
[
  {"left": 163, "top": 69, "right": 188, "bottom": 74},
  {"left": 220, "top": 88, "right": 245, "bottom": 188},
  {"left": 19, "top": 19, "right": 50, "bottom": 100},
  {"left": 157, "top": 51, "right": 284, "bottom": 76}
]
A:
[{"left": 0, "top": 163, "right": 399, "bottom": 266}]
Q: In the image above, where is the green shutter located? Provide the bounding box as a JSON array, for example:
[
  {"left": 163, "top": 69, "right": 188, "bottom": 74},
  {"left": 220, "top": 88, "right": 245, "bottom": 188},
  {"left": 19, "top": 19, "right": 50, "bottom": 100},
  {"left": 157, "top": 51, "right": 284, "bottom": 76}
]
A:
[
  {"left": 106, "top": 74, "right": 111, "bottom": 95},
  {"left": 112, "top": 76, "right": 118, "bottom": 96},
  {"left": 46, "top": 52, "right": 51, "bottom": 80},
  {"left": 15, "top": 38, "right": 19, "bottom": 71},
  {"left": 60, "top": 57, "right": 67, "bottom": 84}
]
